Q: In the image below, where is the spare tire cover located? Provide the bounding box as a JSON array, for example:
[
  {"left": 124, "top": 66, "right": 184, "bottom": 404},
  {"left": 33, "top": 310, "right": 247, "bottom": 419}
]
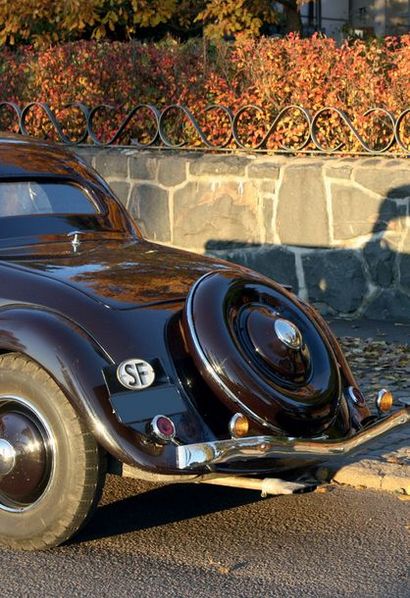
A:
[{"left": 183, "top": 270, "right": 341, "bottom": 436}]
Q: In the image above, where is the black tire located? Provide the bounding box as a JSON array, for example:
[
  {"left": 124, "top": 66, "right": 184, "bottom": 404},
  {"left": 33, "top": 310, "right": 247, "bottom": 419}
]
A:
[{"left": 0, "top": 352, "right": 105, "bottom": 550}]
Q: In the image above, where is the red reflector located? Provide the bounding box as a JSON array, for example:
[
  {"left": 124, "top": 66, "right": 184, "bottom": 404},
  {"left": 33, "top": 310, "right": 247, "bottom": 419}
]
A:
[
  {"left": 151, "top": 415, "right": 176, "bottom": 442},
  {"left": 157, "top": 417, "right": 174, "bottom": 436}
]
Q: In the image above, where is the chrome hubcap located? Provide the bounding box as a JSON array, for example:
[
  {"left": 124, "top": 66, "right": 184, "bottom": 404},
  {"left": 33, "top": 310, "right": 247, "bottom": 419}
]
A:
[
  {"left": 0, "top": 439, "right": 16, "bottom": 477},
  {"left": 274, "top": 318, "right": 303, "bottom": 350},
  {"left": 0, "top": 396, "right": 55, "bottom": 512}
]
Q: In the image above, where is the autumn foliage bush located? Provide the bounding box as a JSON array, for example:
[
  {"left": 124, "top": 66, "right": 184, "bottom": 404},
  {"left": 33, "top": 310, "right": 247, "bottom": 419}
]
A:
[{"left": 0, "top": 34, "right": 409, "bottom": 151}]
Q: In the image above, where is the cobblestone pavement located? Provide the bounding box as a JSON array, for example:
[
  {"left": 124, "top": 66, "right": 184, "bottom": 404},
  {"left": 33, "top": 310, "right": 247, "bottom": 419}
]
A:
[{"left": 330, "top": 323, "right": 410, "bottom": 494}]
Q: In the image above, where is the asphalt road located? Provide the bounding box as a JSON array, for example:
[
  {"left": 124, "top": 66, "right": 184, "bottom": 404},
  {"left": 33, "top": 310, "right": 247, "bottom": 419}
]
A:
[{"left": 1, "top": 476, "right": 409, "bottom": 598}]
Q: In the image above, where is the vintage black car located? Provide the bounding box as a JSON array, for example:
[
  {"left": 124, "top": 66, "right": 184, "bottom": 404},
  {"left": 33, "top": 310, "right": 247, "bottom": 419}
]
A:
[{"left": 0, "top": 134, "right": 408, "bottom": 550}]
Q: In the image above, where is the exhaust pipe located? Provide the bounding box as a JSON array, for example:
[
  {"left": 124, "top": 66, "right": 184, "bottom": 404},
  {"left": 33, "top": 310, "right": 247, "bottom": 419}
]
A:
[{"left": 199, "top": 475, "right": 311, "bottom": 496}]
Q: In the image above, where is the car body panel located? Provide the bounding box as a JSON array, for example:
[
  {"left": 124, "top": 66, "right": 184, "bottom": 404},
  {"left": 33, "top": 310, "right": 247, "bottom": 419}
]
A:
[{"left": 1, "top": 238, "right": 229, "bottom": 309}]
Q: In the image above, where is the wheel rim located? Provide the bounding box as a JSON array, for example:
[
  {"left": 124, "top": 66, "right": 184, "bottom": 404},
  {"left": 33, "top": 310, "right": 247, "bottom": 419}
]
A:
[{"left": 0, "top": 396, "right": 55, "bottom": 512}]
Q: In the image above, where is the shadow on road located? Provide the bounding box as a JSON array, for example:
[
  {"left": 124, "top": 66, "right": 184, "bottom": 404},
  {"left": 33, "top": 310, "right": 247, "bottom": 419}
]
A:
[{"left": 70, "top": 478, "right": 263, "bottom": 545}]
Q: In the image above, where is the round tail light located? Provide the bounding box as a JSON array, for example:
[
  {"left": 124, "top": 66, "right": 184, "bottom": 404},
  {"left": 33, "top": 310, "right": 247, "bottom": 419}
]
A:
[
  {"left": 150, "top": 415, "right": 176, "bottom": 443},
  {"left": 229, "top": 413, "right": 250, "bottom": 438},
  {"left": 376, "top": 389, "right": 394, "bottom": 413}
]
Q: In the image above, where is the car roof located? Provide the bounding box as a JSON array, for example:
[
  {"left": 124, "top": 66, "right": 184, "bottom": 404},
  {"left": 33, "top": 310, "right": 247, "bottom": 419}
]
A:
[{"left": 0, "top": 133, "right": 92, "bottom": 180}]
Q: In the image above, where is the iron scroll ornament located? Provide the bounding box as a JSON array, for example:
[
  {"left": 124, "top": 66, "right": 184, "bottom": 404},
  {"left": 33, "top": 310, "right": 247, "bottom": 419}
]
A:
[{"left": 0, "top": 100, "right": 408, "bottom": 155}]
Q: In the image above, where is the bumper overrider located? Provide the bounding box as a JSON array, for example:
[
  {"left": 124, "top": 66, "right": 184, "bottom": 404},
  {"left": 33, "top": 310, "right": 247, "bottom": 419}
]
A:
[{"left": 176, "top": 406, "right": 410, "bottom": 470}]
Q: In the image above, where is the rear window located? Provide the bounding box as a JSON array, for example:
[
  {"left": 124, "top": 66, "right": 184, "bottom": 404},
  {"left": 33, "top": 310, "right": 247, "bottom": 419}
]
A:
[{"left": 0, "top": 181, "right": 98, "bottom": 218}]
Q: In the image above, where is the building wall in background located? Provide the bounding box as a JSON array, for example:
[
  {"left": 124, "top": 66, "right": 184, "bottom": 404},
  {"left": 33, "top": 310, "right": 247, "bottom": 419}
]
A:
[
  {"left": 350, "top": 0, "right": 410, "bottom": 35},
  {"left": 301, "top": 0, "right": 349, "bottom": 41},
  {"left": 300, "top": 0, "right": 410, "bottom": 39}
]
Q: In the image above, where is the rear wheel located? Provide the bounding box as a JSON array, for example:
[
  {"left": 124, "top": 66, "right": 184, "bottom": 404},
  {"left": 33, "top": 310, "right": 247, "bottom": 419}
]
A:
[{"left": 0, "top": 353, "right": 105, "bottom": 550}]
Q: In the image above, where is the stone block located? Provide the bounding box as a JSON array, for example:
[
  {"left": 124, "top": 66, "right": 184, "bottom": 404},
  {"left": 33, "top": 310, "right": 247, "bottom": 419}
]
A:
[
  {"left": 399, "top": 227, "right": 410, "bottom": 292},
  {"left": 303, "top": 250, "right": 367, "bottom": 313},
  {"left": 210, "top": 245, "right": 299, "bottom": 292},
  {"left": 260, "top": 180, "right": 277, "bottom": 195},
  {"left": 129, "top": 154, "right": 158, "bottom": 180},
  {"left": 357, "top": 158, "right": 384, "bottom": 168},
  {"left": 128, "top": 184, "right": 170, "bottom": 242},
  {"left": 276, "top": 164, "right": 329, "bottom": 246},
  {"left": 173, "top": 180, "right": 260, "bottom": 250},
  {"left": 323, "top": 162, "right": 352, "bottom": 180},
  {"left": 353, "top": 165, "right": 410, "bottom": 198},
  {"left": 94, "top": 149, "right": 128, "bottom": 178},
  {"left": 380, "top": 466, "right": 410, "bottom": 494},
  {"left": 333, "top": 460, "right": 410, "bottom": 494},
  {"left": 402, "top": 225, "right": 410, "bottom": 251},
  {"left": 252, "top": 179, "right": 277, "bottom": 242},
  {"left": 333, "top": 461, "right": 383, "bottom": 491},
  {"left": 364, "top": 289, "right": 410, "bottom": 323},
  {"left": 108, "top": 181, "right": 130, "bottom": 207},
  {"left": 157, "top": 156, "right": 186, "bottom": 187},
  {"left": 189, "top": 155, "right": 250, "bottom": 176},
  {"left": 363, "top": 239, "right": 397, "bottom": 287},
  {"left": 384, "top": 159, "right": 408, "bottom": 169},
  {"left": 247, "top": 161, "right": 280, "bottom": 179},
  {"left": 398, "top": 252, "right": 410, "bottom": 294},
  {"left": 263, "top": 196, "right": 274, "bottom": 242},
  {"left": 332, "top": 184, "right": 398, "bottom": 240}
]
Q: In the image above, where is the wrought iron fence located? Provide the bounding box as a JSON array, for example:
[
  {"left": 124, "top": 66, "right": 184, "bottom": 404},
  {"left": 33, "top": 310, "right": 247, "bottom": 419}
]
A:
[{"left": 0, "top": 101, "right": 409, "bottom": 155}]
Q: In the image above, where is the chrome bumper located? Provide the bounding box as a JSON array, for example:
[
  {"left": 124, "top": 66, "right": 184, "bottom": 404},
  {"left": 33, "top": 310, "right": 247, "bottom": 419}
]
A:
[{"left": 176, "top": 407, "right": 410, "bottom": 470}]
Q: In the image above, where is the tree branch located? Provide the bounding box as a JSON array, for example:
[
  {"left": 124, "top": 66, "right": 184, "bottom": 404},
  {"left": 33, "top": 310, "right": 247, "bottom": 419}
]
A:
[
  {"left": 274, "top": 0, "right": 298, "bottom": 10},
  {"left": 275, "top": 0, "right": 314, "bottom": 10}
]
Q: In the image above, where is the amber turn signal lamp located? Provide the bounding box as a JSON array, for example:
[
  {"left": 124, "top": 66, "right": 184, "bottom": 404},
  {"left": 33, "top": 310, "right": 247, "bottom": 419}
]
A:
[
  {"left": 229, "top": 413, "right": 250, "bottom": 438},
  {"left": 376, "top": 389, "right": 394, "bottom": 413}
]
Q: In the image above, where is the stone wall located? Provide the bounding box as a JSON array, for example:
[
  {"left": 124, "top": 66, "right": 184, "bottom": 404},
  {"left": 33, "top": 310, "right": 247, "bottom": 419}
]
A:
[{"left": 75, "top": 147, "right": 410, "bottom": 322}]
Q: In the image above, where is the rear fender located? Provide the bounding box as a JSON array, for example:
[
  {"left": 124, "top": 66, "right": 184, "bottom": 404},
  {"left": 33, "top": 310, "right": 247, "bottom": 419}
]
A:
[{"left": 0, "top": 306, "right": 168, "bottom": 470}]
